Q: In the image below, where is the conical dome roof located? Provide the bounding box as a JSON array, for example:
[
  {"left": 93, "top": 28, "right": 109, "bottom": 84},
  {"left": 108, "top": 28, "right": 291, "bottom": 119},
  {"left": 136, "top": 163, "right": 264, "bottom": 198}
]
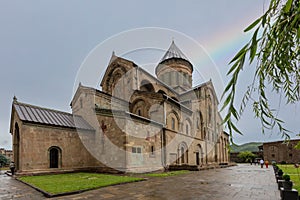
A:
[{"left": 159, "top": 41, "right": 189, "bottom": 63}]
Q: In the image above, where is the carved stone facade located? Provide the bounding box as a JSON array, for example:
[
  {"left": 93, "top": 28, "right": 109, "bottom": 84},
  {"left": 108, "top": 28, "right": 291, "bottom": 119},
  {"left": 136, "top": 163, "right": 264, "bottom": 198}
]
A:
[{"left": 10, "top": 41, "right": 229, "bottom": 173}]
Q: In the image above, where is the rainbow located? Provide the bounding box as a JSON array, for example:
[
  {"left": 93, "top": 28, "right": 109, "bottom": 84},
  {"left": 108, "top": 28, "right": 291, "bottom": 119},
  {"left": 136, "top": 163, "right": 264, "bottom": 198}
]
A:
[{"left": 189, "top": 9, "right": 263, "bottom": 98}]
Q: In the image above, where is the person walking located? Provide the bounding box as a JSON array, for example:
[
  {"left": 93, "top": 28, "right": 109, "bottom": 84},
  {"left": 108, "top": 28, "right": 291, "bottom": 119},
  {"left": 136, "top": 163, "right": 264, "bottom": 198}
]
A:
[
  {"left": 260, "top": 159, "right": 264, "bottom": 168},
  {"left": 265, "top": 160, "right": 269, "bottom": 168},
  {"left": 9, "top": 161, "right": 15, "bottom": 175}
]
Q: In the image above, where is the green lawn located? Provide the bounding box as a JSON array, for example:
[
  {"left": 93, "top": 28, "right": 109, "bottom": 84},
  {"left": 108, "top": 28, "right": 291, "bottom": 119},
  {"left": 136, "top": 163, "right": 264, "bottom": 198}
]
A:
[
  {"left": 144, "top": 170, "right": 189, "bottom": 177},
  {"left": 277, "top": 164, "right": 300, "bottom": 191},
  {"left": 19, "top": 172, "right": 143, "bottom": 195}
]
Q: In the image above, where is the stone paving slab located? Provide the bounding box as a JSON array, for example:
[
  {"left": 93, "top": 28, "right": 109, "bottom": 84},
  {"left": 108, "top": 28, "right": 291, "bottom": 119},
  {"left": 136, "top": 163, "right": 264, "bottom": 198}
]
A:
[
  {"left": 0, "top": 170, "right": 44, "bottom": 200},
  {"left": 0, "top": 164, "right": 281, "bottom": 200}
]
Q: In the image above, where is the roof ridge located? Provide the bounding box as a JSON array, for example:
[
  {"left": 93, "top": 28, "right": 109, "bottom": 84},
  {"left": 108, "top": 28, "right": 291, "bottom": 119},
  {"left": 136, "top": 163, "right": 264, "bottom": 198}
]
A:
[
  {"left": 13, "top": 100, "right": 94, "bottom": 131},
  {"left": 14, "top": 101, "right": 72, "bottom": 116}
]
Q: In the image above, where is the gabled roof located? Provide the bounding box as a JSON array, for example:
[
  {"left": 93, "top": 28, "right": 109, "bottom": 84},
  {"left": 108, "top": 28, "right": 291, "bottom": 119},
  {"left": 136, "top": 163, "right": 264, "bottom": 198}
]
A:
[
  {"left": 12, "top": 100, "right": 94, "bottom": 131},
  {"left": 100, "top": 52, "right": 137, "bottom": 87},
  {"left": 159, "top": 41, "right": 189, "bottom": 63},
  {"left": 179, "top": 79, "right": 220, "bottom": 104}
]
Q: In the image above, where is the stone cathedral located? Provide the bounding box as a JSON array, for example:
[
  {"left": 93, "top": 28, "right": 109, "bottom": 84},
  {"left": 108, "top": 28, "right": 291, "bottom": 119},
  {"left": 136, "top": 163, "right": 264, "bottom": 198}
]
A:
[{"left": 10, "top": 41, "right": 229, "bottom": 174}]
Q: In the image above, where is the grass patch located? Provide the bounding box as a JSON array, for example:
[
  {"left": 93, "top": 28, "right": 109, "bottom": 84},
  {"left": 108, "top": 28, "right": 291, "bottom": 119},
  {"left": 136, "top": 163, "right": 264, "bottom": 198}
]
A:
[
  {"left": 19, "top": 172, "right": 143, "bottom": 195},
  {"left": 277, "top": 164, "right": 300, "bottom": 191},
  {"left": 145, "top": 170, "right": 189, "bottom": 177}
]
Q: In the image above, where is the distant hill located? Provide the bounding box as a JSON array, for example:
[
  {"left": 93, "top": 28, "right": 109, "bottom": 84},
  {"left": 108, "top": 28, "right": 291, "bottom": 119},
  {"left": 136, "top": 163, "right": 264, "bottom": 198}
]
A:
[{"left": 230, "top": 142, "right": 262, "bottom": 153}]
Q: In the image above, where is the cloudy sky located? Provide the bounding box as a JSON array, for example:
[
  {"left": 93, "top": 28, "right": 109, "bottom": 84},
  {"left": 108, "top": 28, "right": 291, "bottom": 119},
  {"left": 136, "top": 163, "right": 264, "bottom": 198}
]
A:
[{"left": 0, "top": 0, "right": 299, "bottom": 149}]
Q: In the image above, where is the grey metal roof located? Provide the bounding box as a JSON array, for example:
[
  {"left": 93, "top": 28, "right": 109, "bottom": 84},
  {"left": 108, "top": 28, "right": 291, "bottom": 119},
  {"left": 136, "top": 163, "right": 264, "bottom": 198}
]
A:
[
  {"left": 159, "top": 41, "right": 189, "bottom": 63},
  {"left": 13, "top": 102, "right": 94, "bottom": 131}
]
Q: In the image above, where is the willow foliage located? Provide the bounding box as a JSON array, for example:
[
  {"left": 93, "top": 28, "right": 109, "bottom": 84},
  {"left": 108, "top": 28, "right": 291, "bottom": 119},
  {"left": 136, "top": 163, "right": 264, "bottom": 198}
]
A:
[{"left": 222, "top": 0, "right": 300, "bottom": 141}]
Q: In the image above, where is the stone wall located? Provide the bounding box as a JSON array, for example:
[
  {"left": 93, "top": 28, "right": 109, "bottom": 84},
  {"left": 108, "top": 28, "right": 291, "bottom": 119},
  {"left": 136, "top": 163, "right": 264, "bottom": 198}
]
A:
[
  {"left": 12, "top": 119, "right": 102, "bottom": 172},
  {"left": 263, "top": 140, "right": 300, "bottom": 163}
]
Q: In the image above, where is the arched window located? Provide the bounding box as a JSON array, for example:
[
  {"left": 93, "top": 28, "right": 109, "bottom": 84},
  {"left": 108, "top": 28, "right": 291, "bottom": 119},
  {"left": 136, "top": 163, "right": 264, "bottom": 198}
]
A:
[
  {"left": 207, "top": 95, "right": 213, "bottom": 125},
  {"left": 106, "top": 66, "right": 126, "bottom": 96},
  {"left": 49, "top": 146, "right": 61, "bottom": 168},
  {"left": 185, "top": 119, "right": 192, "bottom": 135},
  {"left": 131, "top": 99, "right": 148, "bottom": 118},
  {"left": 137, "top": 109, "right": 141, "bottom": 116},
  {"left": 140, "top": 80, "right": 155, "bottom": 92},
  {"left": 167, "top": 112, "right": 179, "bottom": 131},
  {"left": 196, "top": 111, "right": 204, "bottom": 139},
  {"left": 171, "top": 118, "right": 175, "bottom": 130},
  {"left": 186, "top": 124, "right": 189, "bottom": 135}
]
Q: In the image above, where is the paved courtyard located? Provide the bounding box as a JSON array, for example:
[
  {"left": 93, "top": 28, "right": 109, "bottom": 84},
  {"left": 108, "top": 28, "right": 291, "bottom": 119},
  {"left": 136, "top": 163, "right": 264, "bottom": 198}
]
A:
[{"left": 0, "top": 164, "right": 280, "bottom": 200}]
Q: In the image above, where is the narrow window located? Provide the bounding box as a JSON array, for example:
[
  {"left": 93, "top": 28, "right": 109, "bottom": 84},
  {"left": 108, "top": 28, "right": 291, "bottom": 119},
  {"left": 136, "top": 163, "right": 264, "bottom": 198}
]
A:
[
  {"left": 171, "top": 117, "right": 175, "bottom": 130},
  {"left": 208, "top": 106, "right": 212, "bottom": 124},
  {"left": 186, "top": 124, "right": 189, "bottom": 135},
  {"left": 151, "top": 146, "right": 155, "bottom": 156},
  {"left": 80, "top": 98, "right": 83, "bottom": 109}
]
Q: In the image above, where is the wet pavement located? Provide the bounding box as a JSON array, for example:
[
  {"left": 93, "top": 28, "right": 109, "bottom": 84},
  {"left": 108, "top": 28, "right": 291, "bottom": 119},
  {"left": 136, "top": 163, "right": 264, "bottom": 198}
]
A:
[
  {"left": 0, "top": 164, "right": 280, "bottom": 200},
  {"left": 0, "top": 170, "right": 44, "bottom": 200}
]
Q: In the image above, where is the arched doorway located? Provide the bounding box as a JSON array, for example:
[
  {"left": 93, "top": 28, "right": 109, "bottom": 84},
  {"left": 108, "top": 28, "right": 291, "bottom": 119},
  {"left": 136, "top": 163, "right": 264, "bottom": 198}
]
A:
[
  {"left": 49, "top": 146, "right": 61, "bottom": 168},
  {"left": 196, "top": 144, "right": 203, "bottom": 165},
  {"left": 181, "top": 146, "right": 185, "bottom": 163},
  {"left": 178, "top": 142, "right": 188, "bottom": 165},
  {"left": 13, "top": 123, "right": 20, "bottom": 170}
]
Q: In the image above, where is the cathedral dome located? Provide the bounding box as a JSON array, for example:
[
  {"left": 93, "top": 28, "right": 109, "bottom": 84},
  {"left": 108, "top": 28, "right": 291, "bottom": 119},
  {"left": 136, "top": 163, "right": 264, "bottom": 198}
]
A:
[{"left": 156, "top": 41, "right": 193, "bottom": 93}]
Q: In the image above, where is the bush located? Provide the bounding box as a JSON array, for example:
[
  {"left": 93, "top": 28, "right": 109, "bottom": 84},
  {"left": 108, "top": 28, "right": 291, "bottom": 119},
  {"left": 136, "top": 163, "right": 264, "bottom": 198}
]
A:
[
  {"left": 0, "top": 154, "right": 9, "bottom": 167},
  {"left": 280, "top": 161, "right": 287, "bottom": 164},
  {"left": 283, "top": 174, "right": 290, "bottom": 181},
  {"left": 237, "top": 151, "right": 256, "bottom": 163}
]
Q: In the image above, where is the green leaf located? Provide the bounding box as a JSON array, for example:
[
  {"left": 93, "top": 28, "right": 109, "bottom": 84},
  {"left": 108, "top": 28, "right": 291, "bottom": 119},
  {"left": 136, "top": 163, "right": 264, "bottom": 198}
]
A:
[
  {"left": 226, "top": 62, "right": 239, "bottom": 75},
  {"left": 220, "top": 94, "right": 232, "bottom": 112},
  {"left": 229, "top": 44, "right": 248, "bottom": 64},
  {"left": 222, "top": 113, "right": 231, "bottom": 125},
  {"left": 297, "top": 27, "right": 300, "bottom": 39},
  {"left": 231, "top": 122, "right": 243, "bottom": 135},
  {"left": 284, "top": 0, "right": 293, "bottom": 13},
  {"left": 244, "top": 17, "right": 262, "bottom": 32},
  {"left": 250, "top": 28, "right": 259, "bottom": 63},
  {"left": 224, "top": 79, "right": 234, "bottom": 93},
  {"left": 230, "top": 105, "right": 239, "bottom": 120}
]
